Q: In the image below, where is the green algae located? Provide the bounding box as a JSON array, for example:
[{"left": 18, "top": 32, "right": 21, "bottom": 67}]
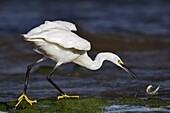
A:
[
  {"left": 0, "top": 97, "right": 169, "bottom": 113},
  {"left": 0, "top": 97, "right": 108, "bottom": 113}
]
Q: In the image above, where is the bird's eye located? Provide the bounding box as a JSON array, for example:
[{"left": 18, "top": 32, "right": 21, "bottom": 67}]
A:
[
  {"left": 118, "top": 60, "right": 123, "bottom": 64},
  {"left": 118, "top": 60, "right": 121, "bottom": 64}
]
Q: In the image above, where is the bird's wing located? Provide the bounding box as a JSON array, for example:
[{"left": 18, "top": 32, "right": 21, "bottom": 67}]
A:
[
  {"left": 26, "top": 20, "right": 77, "bottom": 36},
  {"left": 25, "top": 29, "right": 91, "bottom": 51}
]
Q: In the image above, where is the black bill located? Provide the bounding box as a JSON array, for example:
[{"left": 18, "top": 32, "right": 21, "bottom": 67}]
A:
[{"left": 121, "top": 64, "right": 137, "bottom": 78}]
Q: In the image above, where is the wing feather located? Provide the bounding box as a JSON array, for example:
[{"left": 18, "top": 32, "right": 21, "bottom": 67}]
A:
[
  {"left": 24, "top": 20, "right": 91, "bottom": 51},
  {"left": 24, "top": 29, "right": 91, "bottom": 51},
  {"left": 27, "top": 20, "right": 77, "bottom": 36}
]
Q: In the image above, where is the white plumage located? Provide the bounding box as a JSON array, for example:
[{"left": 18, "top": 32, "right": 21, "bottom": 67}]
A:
[
  {"left": 23, "top": 20, "right": 136, "bottom": 75},
  {"left": 23, "top": 20, "right": 92, "bottom": 65},
  {"left": 15, "top": 20, "right": 136, "bottom": 108},
  {"left": 24, "top": 20, "right": 90, "bottom": 51}
]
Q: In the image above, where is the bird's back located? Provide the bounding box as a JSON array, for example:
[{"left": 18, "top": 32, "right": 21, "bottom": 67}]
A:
[{"left": 24, "top": 21, "right": 91, "bottom": 51}]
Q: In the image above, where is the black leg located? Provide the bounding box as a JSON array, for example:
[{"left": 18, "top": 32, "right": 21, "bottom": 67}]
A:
[
  {"left": 46, "top": 64, "right": 65, "bottom": 95},
  {"left": 23, "top": 58, "right": 46, "bottom": 94}
]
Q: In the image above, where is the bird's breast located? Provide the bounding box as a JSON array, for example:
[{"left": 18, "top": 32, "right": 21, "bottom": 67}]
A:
[{"left": 34, "top": 41, "right": 82, "bottom": 64}]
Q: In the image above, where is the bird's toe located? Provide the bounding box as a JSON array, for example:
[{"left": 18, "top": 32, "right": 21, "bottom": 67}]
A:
[
  {"left": 58, "top": 94, "right": 79, "bottom": 100},
  {"left": 15, "top": 93, "right": 37, "bottom": 108}
]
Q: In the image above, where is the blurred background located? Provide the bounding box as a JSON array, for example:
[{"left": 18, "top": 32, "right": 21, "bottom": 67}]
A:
[{"left": 0, "top": 0, "right": 169, "bottom": 102}]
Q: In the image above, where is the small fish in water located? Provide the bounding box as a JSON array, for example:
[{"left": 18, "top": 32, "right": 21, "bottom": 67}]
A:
[{"left": 146, "top": 85, "right": 160, "bottom": 95}]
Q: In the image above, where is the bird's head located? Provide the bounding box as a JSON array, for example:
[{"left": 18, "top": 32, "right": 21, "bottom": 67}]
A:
[{"left": 114, "top": 56, "right": 137, "bottom": 78}]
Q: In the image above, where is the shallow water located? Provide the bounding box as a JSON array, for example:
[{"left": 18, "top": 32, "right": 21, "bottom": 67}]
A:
[
  {"left": 104, "top": 105, "right": 170, "bottom": 113},
  {"left": 0, "top": 0, "right": 170, "bottom": 112}
]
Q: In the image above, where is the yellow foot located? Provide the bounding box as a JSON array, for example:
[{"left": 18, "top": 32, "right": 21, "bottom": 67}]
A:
[
  {"left": 58, "top": 94, "right": 79, "bottom": 100},
  {"left": 15, "top": 93, "right": 37, "bottom": 108}
]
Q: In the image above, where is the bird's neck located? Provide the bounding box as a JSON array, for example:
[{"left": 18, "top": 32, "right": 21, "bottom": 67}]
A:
[{"left": 73, "top": 52, "right": 118, "bottom": 70}]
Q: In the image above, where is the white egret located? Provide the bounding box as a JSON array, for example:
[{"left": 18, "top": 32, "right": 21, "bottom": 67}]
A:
[{"left": 15, "top": 20, "right": 136, "bottom": 107}]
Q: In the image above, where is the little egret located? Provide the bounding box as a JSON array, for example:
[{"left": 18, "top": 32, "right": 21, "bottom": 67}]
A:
[{"left": 15, "top": 20, "right": 136, "bottom": 107}]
